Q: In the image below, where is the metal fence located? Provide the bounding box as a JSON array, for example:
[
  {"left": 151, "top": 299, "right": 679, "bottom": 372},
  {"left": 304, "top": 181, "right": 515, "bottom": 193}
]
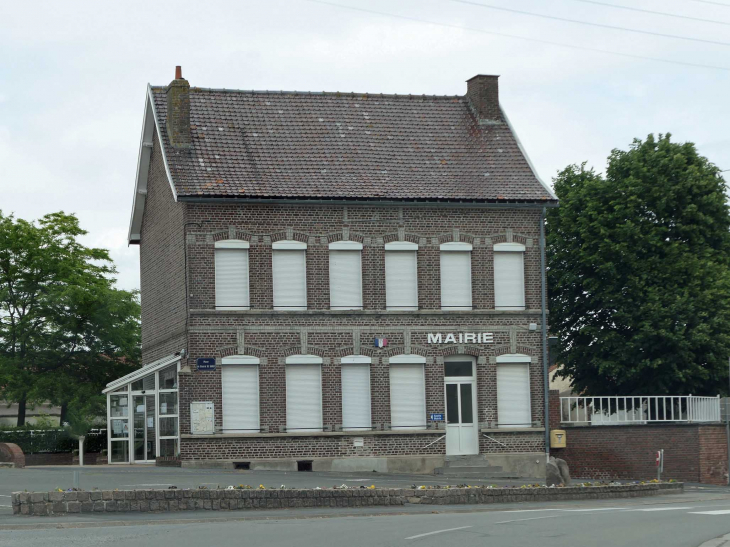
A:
[{"left": 560, "top": 395, "right": 722, "bottom": 425}]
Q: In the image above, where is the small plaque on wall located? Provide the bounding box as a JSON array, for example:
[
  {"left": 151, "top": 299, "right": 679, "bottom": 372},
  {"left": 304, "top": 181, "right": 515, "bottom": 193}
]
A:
[
  {"left": 190, "top": 401, "right": 215, "bottom": 435},
  {"left": 197, "top": 358, "right": 216, "bottom": 371}
]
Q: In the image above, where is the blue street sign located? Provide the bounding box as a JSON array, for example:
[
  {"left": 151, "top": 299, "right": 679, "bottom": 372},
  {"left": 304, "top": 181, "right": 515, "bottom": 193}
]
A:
[
  {"left": 429, "top": 413, "right": 444, "bottom": 421},
  {"left": 197, "top": 358, "right": 216, "bottom": 371}
]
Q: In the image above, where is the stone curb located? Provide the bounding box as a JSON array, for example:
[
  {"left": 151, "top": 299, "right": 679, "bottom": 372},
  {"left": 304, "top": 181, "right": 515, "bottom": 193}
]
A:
[
  {"left": 698, "top": 534, "right": 730, "bottom": 547},
  {"left": 11, "top": 483, "right": 683, "bottom": 517}
]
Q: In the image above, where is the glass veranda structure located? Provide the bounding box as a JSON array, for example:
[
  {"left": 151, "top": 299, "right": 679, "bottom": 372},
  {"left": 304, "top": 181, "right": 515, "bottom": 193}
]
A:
[{"left": 102, "top": 355, "right": 180, "bottom": 464}]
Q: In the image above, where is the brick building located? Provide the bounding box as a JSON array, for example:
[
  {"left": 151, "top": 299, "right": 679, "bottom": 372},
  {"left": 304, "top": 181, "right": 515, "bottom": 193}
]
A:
[{"left": 103, "top": 68, "right": 557, "bottom": 475}]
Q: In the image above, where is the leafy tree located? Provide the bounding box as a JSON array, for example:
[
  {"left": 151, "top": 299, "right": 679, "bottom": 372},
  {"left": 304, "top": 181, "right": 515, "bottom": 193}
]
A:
[
  {"left": 0, "top": 212, "right": 139, "bottom": 426},
  {"left": 548, "top": 134, "right": 730, "bottom": 397}
]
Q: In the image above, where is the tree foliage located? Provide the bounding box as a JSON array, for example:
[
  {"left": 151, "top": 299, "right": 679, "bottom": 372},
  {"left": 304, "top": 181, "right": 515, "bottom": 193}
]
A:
[
  {"left": 548, "top": 134, "right": 730, "bottom": 396},
  {"left": 0, "top": 211, "right": 139, "bottom": 426}
]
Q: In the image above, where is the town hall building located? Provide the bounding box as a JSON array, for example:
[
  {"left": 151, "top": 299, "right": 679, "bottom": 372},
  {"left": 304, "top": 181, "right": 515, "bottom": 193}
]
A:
[{"left": 103, "top": 67, "right": 558, "bottom": 476}]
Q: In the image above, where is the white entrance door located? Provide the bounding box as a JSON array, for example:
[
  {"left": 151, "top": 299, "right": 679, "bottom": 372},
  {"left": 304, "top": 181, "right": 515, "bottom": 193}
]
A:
[{"left": 444, "top": 358, "right": 478, "bottom": 455}]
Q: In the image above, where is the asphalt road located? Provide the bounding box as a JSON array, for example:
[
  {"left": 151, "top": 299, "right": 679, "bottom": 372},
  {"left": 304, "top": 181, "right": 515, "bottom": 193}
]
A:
[{"left": 4, "top": 493, "right": 730, "bottom": 547}]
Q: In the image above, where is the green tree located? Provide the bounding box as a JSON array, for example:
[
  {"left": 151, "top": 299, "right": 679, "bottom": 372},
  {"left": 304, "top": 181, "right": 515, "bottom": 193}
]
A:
[
  {"left": 548, "top": 134, "right": 730, "bottom": 396},
  {"left": 0, "top": 211, "right": 139, "bottom": 425}
]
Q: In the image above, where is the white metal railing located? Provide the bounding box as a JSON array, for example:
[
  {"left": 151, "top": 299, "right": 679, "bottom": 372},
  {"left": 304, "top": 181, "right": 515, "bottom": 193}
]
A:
[{"left": 560, "top": 395, "right": 722, "bottom": 425}]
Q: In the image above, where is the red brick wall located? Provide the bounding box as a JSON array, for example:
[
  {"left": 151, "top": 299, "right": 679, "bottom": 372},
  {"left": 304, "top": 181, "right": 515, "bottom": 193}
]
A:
[
  {"left": 140, "top": 169, "right": 550, "bottom": 460},
  {"left": 551, "top": 424, "right": 728, "bottom": 485},
  {"left": 138, "top": 129, "right": 188, "bottom": 363}
]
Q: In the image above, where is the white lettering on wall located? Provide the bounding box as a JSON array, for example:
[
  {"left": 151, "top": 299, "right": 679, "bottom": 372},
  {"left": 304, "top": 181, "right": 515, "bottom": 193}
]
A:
[{"left": 426, "top": 332, "right": 494, "bottom": 344}]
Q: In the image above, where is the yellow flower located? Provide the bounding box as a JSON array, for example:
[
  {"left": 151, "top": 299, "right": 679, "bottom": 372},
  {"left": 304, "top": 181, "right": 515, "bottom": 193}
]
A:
[{"left": 259, "top": 484, "right": 265, "bottom": 489}]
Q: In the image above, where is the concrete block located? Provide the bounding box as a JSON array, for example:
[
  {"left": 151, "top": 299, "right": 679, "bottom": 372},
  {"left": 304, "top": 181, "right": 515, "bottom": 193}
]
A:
[
  {"left": 77, "top": 491, "right": 90, "bottom": 502},
  {"left": 63, "top": 491, "right": 78, "bottom": 502},
  {"left": 125, "top": 491, "right": 136, "bottom": 500},
  {"left": 80, "top": 501, "right": 93, "bottom": 512},
  {"left": 92, "top": 501, "right": 105, "bottom": 512},
  {"left": 102, "top": 491, "right": 113, "bottom": 500},
  {"left": 52, "top": 501, "right": 66, "bottom": 513},
  {"left": 113, "top": 491, "right": 125, "bottom": 500},
  {"left": 89, "top": 491, "right": 102, "bottom": 501},
  {"left": 30, "top": 493, "right": 47, "bottom": 503}
]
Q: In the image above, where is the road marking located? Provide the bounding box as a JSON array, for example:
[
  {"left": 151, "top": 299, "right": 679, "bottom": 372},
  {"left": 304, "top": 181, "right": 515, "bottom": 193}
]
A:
[
  {"left": 405, "top": 526, "right": 473, "bottom": 540},
  {"left": 0, "top": 495, "right": 11, "bottom": 497},
  {"left": 690, "top": 510, "right": 730, "bottom": 515},
  {"left": 560, "top": 507, "right": 622, "bottom": 512},
  {"left": 495, "top": 514, "right": 569, "bottom": 525},
  {"left": 635, "top": 507, "right": 694, "bottom": 512}
]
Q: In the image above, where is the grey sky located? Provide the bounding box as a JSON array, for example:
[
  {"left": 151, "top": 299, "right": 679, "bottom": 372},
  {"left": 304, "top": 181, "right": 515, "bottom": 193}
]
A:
[{"left": 1, "top": 0, "right": 728, "bottom": 291}]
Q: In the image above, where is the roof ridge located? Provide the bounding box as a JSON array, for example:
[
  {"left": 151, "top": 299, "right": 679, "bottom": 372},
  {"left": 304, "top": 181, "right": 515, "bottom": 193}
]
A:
[{"left": 149, "top": 85, "right": 463, "bottom": 100}]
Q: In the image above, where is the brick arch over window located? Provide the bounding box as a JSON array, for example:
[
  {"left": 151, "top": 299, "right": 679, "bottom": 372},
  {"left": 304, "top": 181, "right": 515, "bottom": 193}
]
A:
[
  {"left": 327, "top": 232, "right": 365, "bottom": 244},
  {"left": 492, "top": 346, "right": 539, "bottom": 361},
  {"left": 382, "top": 345, "right": 429, "bottom": 358},
  {"left": 436, "top": 232, "right": 475, "bottom": 245},
  {"left": 282, "top": 346, "right": 328, "bottom": 359},
  {"left": 382, "top": 232, "right": 421, "bottom": 245},
  {"left": 439, "top": 344, "right": 481, "bottom": 358},
  {"left": 336, "top": 346, "right": 375, "bottom": 358},
  {"left": 212, "top": 231, "right": 253, "bottom": 243},
  {"left": 217, "top": 345, "right": 265, "bottom": 359},
  {"left": 271, "top": 231, "right": 310, "bottom": 244},
  {"left": 489, "top": 233, "right": 529, "bottom": 246}
]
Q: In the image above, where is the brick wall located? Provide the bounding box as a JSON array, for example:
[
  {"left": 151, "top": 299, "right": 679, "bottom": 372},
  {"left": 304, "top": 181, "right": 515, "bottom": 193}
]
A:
[
  {"left": 139, "top": 167, "right": 550, "bottom": 460},
  {"left": 139, "top": 128, "right": 188, "bottom": 363},
  {"left": 551, "top": 422, "right": 728, "bottom": 485},
  {"left": 548, "top": 391, "right": 728, "bottom": 485}
]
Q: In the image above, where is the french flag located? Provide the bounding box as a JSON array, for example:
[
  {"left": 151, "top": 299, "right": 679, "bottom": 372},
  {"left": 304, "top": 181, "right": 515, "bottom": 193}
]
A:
[{"left": 373, "top": 337, "right": 388, "bottom": 348}]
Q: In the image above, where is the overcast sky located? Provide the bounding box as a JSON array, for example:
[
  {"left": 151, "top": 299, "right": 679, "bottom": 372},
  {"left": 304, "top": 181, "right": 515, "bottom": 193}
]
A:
[{"left": 1, "top": 0, "right": 728, "bottom": 291}]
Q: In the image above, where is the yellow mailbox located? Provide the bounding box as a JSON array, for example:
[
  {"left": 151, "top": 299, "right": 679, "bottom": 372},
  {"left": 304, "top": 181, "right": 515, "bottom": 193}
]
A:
[{"left": 550, "top": 429, "right": 567, "bottom": 448}]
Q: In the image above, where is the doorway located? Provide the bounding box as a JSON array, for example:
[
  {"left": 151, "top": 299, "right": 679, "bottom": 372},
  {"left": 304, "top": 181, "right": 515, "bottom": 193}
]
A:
[{"left": 444, "top": 356, "right": 478, "bottom": 456}]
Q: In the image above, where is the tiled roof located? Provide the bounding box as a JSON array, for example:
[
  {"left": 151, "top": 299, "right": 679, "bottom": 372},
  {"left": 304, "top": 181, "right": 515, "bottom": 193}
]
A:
[{"left": 150, "top": 87, "right": 555, "bottom": 203}]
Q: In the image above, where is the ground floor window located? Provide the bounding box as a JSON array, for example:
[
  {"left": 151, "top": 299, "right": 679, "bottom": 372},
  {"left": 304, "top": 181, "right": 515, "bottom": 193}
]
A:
[
  {"left": 341, "top": 358, "right": 371, "bottom": 431},
  {"left": 496, "top": 354, "right": 532, "bottom": 428},
  {"left": 285, "top": 356, "right": 323, "bottom": 432},
  {"left": 222, "top": 357, "right": 260, "bottom": 433},
  {"left": 389, "top": 356, "right": 427, "bottom": 430}
]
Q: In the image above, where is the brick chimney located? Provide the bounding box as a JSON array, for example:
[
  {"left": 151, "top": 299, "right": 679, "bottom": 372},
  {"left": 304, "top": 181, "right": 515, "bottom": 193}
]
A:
[
  {"left": 166, "top": 66, "right": 191, "bottom": 148},
  {"left": 466, "top": 75, "right": 501, "bottom": 124}
]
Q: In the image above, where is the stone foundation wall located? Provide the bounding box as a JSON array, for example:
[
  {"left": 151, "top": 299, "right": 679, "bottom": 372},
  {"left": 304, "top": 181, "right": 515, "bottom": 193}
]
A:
[{"left": 12, "top": 483, "right": 682, "bottom": 516}]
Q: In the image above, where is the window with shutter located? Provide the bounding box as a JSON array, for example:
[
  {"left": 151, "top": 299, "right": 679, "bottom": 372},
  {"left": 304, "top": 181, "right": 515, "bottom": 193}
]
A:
[
  {"left": 496, "top": 356, "right": 531, "bottom": 428},
  {"left": 389, "top": 358, "right": 426, "bottom": 430},
  {"left": 221, "top": 358, "right": 259, "bottom": 433},
  {"left": 440, "top": 242, "right": 472, "bottom": 310},
  {"left": 285, "top": 356, "right": 322, "bottom": 432},
  {"left": 341, "top": 358, "right": 371, "bottom": 431},
  {"left": 214, "top": 240, "right": 250, "bottom": 310},
  {"left": 494, "top": 243, "right": 525, "bottom": 310},
  {"left": 385, "top": 242, "right": 418, "bottom": 310},
  {"left": 329, "top": 242, "right": 363, "bottom": 310},
  {"left": 272, "top": 241, "right": 307, "bottom": 310}
]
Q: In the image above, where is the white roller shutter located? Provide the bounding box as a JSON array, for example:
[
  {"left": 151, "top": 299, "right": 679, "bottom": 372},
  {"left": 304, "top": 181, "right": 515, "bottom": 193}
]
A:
[
  {"left": 330, "top": 250, "right": 362, "bottom": 310},
  {"left": 440, "top": 251, "right": 472, "bottom": 310},
  {"left": 273, "top": 250, "right": 307, "bottom": 310},
  {"left": 215, "top": 249, "right": 249, "bottom": 310},
  {"left": 385, "top": 251, "right": 418, "bottom": 310},
  {"left": 286, "top": 364, "right": 322, "bottom": 432},
  {"left": 389, "top": 364, "right": 426, "bottom": 430},
  {"left": 221, "top": 365, "right": 259, "bottom": 433},
  {"left": 497, "top": 364, "right": 531, "bottom": 428},
  {"left": 494, "top": 252, "right": 525, "bottom": 310},
  {"left": 342, "top": 364, "right": 371, "bottom": 431}
]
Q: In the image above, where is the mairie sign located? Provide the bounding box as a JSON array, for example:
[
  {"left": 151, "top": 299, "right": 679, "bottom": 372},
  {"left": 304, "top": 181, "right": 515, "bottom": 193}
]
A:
[{"left": 427, "top": 332, "right": 494, "bottom": 344}]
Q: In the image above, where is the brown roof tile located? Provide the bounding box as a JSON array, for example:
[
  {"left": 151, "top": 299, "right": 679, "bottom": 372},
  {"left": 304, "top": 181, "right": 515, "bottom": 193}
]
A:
[{"left": 150, "top": 87, "right": 555, "bottom": 203}]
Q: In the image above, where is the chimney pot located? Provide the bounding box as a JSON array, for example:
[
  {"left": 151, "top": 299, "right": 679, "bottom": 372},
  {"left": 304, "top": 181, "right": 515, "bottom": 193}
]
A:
[
  {"left": 175, "top": 66, "right": 182, "bottom": 80},
  {"left": 466, "top": 74, "right": 501, "bottom": 123}
]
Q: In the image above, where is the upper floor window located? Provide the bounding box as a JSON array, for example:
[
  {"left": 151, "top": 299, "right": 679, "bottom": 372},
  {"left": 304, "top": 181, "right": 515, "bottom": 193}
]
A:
[
  {"left": 440, "top": 242, "right": 472, "bottom": 310},
  {"left": 272, "top": 240, "right": 307, "bottom": 310},
  {"left": 385, "top": 241, "right": 418, "bottom": 311},
  {"left": 329, "top": 241, "right": 363, "bottom": 310},
  {"left": 494, "top": 242, "right": 525, "bottom": 310},
  {"left": 214, "top": 240, "right": 250, "bottom": 310}
]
